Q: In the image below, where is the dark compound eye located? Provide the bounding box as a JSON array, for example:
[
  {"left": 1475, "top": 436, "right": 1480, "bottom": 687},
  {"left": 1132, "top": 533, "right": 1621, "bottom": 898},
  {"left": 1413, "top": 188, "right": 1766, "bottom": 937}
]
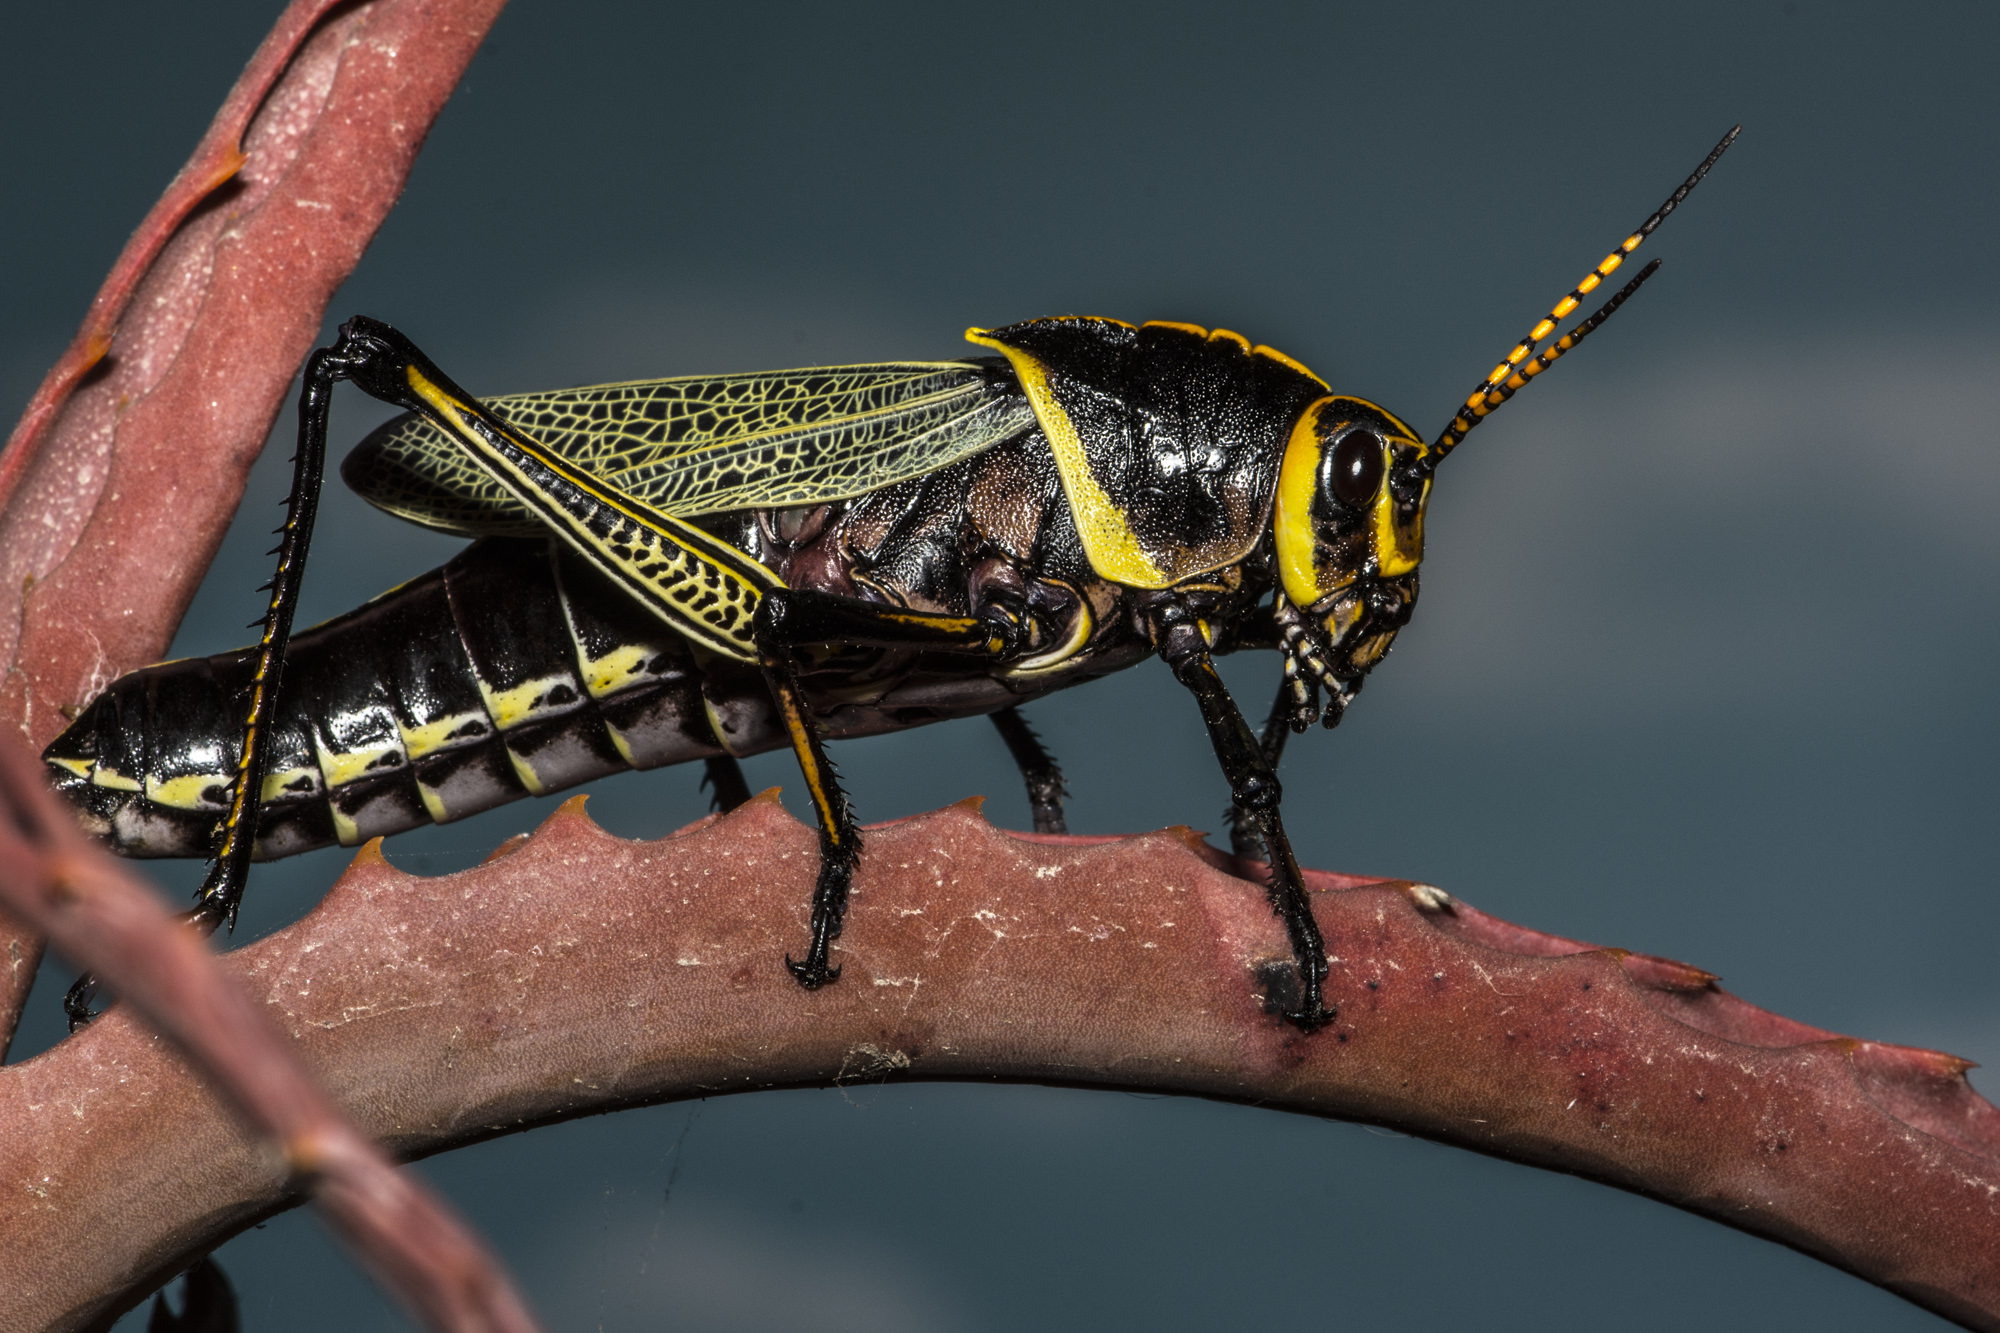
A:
[{"left": 1324, "top": 428, "right": 1385, "bottom": 509}]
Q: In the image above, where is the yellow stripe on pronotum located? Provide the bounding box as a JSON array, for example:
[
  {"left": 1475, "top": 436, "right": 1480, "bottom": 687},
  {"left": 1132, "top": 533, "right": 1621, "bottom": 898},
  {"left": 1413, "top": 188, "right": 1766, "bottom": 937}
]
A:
[{"left": 964, "top": 329, "right": 1174, "bottom": 589}]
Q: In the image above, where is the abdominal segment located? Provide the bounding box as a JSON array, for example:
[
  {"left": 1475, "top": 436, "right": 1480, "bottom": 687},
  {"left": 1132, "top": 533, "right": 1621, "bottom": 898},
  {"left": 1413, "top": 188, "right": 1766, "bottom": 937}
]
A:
[{"left": 45, "top": 538, "right": 743, "bottom": 859}]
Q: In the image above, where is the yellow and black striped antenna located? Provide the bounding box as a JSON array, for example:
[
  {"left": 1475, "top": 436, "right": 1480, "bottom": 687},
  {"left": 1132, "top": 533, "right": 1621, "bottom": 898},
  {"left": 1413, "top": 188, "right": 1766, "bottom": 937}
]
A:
[{"left": 1429, "top": 124, "right": 1740, "bottom": 462}]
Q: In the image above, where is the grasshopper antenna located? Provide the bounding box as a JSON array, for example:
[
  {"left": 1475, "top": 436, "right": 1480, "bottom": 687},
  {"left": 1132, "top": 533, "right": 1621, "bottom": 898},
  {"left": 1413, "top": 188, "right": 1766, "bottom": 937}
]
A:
[{"left": 1429, "top": 124, "right": 1740, "bottom": 461}]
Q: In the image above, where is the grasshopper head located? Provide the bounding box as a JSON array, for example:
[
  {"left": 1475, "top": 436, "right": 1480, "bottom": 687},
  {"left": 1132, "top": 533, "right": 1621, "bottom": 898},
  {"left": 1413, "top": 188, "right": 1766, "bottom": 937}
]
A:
[{"left": 1268, "top": 395, "right": 1431, "bottom": 725}]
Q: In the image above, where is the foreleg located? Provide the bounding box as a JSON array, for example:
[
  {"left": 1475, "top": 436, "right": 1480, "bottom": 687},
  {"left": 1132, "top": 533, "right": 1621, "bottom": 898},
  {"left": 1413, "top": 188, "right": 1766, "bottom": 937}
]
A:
[{"left": 1153, "top": 602, "right": 1331, "bottom": 1030}]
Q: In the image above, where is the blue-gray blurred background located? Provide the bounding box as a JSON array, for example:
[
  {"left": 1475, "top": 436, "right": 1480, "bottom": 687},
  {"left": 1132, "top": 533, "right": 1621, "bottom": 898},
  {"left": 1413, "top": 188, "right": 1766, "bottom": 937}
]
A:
[{"left": 5, "top": 2, "right": 1997, "bottom": 1328}]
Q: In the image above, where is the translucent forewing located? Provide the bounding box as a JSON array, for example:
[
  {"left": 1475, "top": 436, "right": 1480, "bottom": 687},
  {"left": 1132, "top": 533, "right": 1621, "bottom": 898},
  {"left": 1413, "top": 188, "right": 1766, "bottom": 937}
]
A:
[{"left": 343, "top": 361, "right": 1035, "bottom": 535}]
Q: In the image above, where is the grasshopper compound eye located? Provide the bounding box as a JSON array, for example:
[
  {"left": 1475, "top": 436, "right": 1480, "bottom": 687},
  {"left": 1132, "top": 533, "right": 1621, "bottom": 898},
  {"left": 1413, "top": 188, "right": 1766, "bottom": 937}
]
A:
[{"left": 1324, "top": 428, "right": 1386, "bottom": 510}]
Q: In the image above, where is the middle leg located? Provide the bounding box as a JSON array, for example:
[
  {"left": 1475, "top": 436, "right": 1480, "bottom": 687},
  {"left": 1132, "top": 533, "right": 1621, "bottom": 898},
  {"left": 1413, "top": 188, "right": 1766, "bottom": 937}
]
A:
[
  {"left": 753, "top": 585, "right": 1025, "bottom": 987},
  {"left": 989, "top": 706, "right": 1068, "bottom": 834},
  {"left": 701, "top": 755, "right": 752, "bottom": 812}
]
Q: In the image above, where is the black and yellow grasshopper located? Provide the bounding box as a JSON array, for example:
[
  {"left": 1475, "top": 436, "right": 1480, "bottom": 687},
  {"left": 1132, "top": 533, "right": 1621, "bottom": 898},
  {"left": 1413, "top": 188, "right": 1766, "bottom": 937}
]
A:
[{"left": 45, "top": 129, "right": 1738, "bottom": 1030}]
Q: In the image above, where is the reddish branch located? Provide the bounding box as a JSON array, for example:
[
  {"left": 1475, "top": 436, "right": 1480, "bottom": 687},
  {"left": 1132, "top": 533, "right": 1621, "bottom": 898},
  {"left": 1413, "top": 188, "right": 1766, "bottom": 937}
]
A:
[
  {"left": 3, "top": 3, "right": 1998, "bottom": 1332},
  {"left": 1, "top": 795, "right": 1995, "bottom": 1330},
  {"left": 0, "top": 0, "right": 509, "bottom": 1053}
]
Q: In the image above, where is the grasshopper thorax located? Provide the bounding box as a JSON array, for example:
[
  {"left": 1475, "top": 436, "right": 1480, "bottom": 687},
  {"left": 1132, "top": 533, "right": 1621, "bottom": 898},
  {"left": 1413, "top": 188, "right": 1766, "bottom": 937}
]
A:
[{"left": 964, "top": 315, "right": 1431, "bottom": 727}]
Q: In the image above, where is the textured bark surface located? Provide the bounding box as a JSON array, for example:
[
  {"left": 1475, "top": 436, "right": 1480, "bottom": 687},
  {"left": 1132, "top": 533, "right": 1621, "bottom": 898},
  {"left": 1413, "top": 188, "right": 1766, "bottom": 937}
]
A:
[
  {"left": 2, "top": 794, "right": 1994, "bottom": 1331},
  {"left": 0, "top": 0, "right": 507, "bottom": 1057}
]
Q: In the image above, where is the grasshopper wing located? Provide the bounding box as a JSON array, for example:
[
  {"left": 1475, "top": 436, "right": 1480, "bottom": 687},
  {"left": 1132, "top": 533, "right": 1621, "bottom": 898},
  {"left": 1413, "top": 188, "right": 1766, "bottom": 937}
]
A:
[{"left": 341, "top": 360, "right": 1033, "bottom": 536}]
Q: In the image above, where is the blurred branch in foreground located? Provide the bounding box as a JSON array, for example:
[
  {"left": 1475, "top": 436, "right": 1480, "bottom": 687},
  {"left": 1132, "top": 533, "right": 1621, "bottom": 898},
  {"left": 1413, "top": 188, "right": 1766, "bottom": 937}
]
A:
[{"left": 0, "top": 731, "right": 540, "bottom": 1332}]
